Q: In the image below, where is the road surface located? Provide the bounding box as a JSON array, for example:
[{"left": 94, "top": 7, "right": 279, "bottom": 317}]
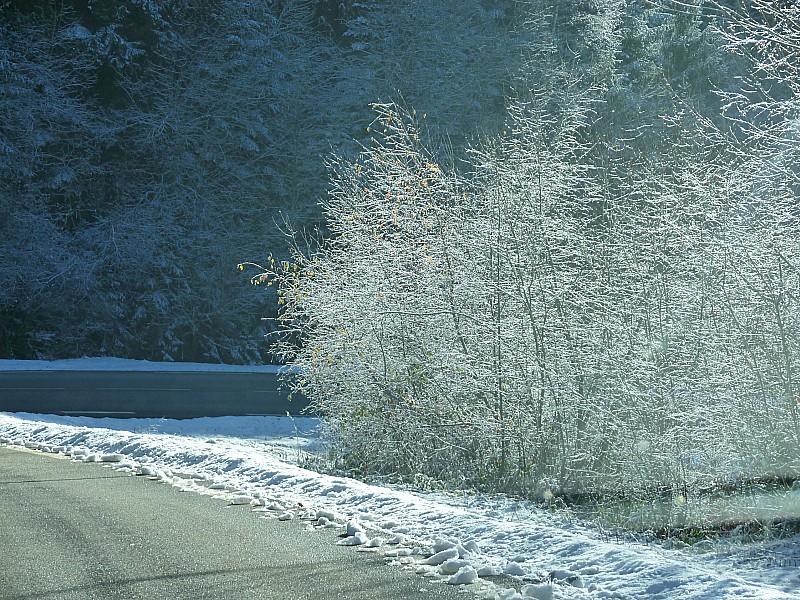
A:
[
  {"left": 0, "top": 370, "right": 309, "bottom": 418},
  {"left": 0, "top": 446, "right": 462, "bottom": 600}
]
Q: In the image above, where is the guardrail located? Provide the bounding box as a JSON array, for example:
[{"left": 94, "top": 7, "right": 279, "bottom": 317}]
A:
[{"left": 0, "top": 368, "right": 309, "bottom": 419}]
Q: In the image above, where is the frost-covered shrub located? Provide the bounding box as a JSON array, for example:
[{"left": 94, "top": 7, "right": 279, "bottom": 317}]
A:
[
  {"left": 254, "top": 2, "right": 800, "bottom": 498},
  {"left": 258, "top": 92, "right": 800, "bottom": 499}
]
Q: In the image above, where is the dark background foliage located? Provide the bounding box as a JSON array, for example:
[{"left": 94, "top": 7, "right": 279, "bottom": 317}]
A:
[{"left": 0, "top": 1, "right": 765, "bottom": 363}]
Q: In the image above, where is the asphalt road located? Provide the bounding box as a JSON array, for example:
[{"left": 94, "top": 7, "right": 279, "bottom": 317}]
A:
[
  {"left": 0, "top": 446, "right": 463, "bottom": 600},
  {"left": 0, "top": 370, "right": 309, "bottom": 418}
]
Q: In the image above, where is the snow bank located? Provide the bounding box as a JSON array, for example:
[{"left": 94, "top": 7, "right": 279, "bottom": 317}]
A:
[{"left": 0, "top": 413, "right": 797, "bottom": 600}]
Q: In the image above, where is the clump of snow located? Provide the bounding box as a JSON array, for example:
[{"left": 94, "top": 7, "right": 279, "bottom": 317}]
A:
[
  {"left": 440, "top": 558, "right": 471, "bottom": 575},
  {"left": 337, "top": 531, "right": 369, "bottom": 546},
  {"left": 386, "top": 533, "right": 406, "bottom": 545},
  {"left": 345, "top": 519, "right": 364, "bottom": 536},
  {"left": 228, "top": 495, "right": 253, "bottom": 506},
  {"left": 423, "top": 547, "right": 460, "bottom": 566},
  {"left": 464, "top": 540, "right": 481, "bottom": 553},
  {"left": 521, "top": 583, "right": 554, "bottom": 600},
  {"left": 100, "top": 453, "right": 125, "bottom": 463},
  {"left": 549, "top": 568, "right": 584, "bottom": 588},
  {"left": 503, "top": 562, "right": 528, "bottom": 577},
  {"left": 60, "top": 23, "right": 93, "bottom": 41},
  {"left": 476, "top": 565, "right": 500, "bottom": 577},
  {"left": 447, "top": 565, "right": 478, "bottom": 585},
  {"left": 2, "top": 412, "right": 800, "bottom": 600}
]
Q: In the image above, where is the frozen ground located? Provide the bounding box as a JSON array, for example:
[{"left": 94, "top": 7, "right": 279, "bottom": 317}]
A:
[{"left": 1, "top": 411, "right": 799, "bottom": 600}]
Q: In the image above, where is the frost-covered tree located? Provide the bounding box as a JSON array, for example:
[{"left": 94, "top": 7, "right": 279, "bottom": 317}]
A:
[
  {"left": 0, "top": 0, "right": 337, "bottom": 361},
  {"left": 1, "top": 0, "right": 533, "bottom": 362},
  {"left": 264, "top": 1, "right": 800, "bottom": 497},
  {"left": 313, "top": 0, "right": 529, "bottom": 159},
  {"left": 0, "top": 4, "right": 120, "bottom": 357}
]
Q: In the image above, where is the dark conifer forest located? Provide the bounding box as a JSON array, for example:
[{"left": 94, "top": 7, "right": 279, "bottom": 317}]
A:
[
  {"left": 1, "top": 1, "right": 796, "bottom": 384},
  {"left": 1, "top": 0, "right": 535, "bottom": 362}
]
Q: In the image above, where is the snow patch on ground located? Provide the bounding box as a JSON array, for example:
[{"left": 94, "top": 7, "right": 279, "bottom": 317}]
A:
[{"left": 1, "top": 412, "right": 798, "bottom": 600}]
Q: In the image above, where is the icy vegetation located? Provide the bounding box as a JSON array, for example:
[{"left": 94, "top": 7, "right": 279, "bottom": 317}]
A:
[
  {"left": 4, "top": 3, "right": 800, "bottom": 594},
  {"left": 0, "top": 0, "right": 527, "bottom": 362},
  {"left": 2, "top": 413, "right": 799, "bottom": 600},
  {"left": 250, "top": 3, "right": 800, "bottom": 500}
]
